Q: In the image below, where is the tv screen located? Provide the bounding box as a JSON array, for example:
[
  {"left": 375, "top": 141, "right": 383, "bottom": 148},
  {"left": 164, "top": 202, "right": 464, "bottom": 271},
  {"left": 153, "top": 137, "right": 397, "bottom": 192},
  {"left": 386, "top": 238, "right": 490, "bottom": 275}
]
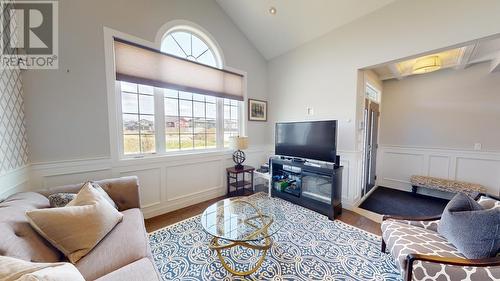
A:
[{"left": 275, "top": 120, "right": 337, "bottom": 163}]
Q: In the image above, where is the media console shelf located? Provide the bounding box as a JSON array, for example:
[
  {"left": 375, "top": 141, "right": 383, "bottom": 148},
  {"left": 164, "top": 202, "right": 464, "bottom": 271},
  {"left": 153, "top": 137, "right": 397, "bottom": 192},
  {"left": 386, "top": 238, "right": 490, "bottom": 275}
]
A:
[{"left": 270, "top": 157, "right": 343, "bottom": 220}]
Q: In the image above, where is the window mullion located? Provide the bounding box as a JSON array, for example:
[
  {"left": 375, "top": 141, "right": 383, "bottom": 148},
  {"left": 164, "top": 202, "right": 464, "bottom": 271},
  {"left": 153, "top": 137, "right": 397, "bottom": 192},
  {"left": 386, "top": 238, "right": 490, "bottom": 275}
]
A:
[
  {"left": 216, "top": 98, "right": 224, "bottom": 149},
  {"left": 154, "top": 88, "right": 165, "bottom": 154},
  {"left": 137, "top": 93, "right": 142, "bottom": 154},
  {"left": 116, "top": 82, "right": 125, "bottom": 158},
  {"left": 238, "top": 101, "right": 244, "bottom": 136}
]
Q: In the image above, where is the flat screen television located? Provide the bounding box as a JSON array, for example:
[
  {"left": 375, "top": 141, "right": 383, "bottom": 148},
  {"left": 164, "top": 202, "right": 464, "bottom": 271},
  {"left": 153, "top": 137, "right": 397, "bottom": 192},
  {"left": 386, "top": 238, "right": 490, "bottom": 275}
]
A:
[{"left": 275, "top": 120, "right": 337, "bottom": 163}]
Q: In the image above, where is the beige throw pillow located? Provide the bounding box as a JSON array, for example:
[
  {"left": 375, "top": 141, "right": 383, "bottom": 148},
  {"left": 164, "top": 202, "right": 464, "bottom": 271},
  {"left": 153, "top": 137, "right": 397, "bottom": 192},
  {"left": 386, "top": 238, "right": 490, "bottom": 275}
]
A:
[
  {"left": 89, "top": 181, "right": 118, "bottom": 209},
  {"left": 0, "top": 256, "right": 85, "bottom": 281},
  {"left": 26, "top": 183, "right": 123, "bottom": 263}
]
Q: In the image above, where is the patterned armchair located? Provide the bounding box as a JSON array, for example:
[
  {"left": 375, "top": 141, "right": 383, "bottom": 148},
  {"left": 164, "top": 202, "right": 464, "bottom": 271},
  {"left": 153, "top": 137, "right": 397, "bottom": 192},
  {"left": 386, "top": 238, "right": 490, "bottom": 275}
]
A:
[{"left": 381, "top": 193, "right": 500, "bottom": 281}]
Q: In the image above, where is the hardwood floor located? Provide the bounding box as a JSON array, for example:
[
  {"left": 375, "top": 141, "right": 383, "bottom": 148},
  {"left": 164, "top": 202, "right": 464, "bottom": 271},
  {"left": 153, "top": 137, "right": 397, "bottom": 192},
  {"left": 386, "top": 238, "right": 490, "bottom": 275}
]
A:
[{"left": 145, "top": 194, "right": 382, "bottom": 236}]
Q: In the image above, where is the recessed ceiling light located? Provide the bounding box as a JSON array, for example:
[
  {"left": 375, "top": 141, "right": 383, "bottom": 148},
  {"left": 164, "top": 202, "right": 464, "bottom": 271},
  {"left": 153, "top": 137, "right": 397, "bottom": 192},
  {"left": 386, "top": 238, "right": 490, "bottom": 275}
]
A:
[
  {"left": 412, "top": 56, "right": 442, "bottom": 74},
  {"left": 269, "top": 7, "right": 277, "bottom": 15}
]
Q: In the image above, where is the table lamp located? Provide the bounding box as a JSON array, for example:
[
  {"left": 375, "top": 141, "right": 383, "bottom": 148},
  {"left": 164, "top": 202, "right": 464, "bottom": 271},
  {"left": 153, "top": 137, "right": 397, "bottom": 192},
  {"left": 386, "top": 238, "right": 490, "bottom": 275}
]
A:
[{"left": 232, "top": 136, "right": 248, "bottom": 170}]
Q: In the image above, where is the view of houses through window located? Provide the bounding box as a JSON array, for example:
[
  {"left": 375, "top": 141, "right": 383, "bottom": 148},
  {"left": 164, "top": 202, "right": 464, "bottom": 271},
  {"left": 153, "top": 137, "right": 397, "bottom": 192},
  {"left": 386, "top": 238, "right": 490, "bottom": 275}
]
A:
[
  {"left": 121, "top": 82, "right": 155, "bottom": 154},
  {"left": 119, "top": 27, "right": 241, "bottom": 156},
  {"left": 164, "top": 89, "right": 217, "bottom": 151}
]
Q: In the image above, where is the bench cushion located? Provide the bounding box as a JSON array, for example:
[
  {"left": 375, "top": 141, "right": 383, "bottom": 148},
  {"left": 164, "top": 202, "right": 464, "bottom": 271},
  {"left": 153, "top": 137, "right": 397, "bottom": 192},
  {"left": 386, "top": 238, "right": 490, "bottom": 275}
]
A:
[{"left": 410, "top": 175, "right": 486, "bottom": 196}]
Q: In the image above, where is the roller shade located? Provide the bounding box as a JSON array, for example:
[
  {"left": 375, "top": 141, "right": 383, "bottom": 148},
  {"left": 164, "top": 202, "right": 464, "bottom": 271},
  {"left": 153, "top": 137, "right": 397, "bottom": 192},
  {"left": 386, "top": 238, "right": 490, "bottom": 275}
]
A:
[{"left": 113, "top": 38, "right": 244, "bottom": 101}]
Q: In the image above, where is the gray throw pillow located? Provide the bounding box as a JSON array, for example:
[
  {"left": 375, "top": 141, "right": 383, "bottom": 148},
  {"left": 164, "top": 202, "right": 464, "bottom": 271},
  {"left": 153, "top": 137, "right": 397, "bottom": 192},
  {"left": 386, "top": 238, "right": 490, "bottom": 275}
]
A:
[
  {"left": 438, "top": 193, "right": 500, "bottom": 259},
  {"left": 48, "top": 193, "right": 77, "bottom": 208}
]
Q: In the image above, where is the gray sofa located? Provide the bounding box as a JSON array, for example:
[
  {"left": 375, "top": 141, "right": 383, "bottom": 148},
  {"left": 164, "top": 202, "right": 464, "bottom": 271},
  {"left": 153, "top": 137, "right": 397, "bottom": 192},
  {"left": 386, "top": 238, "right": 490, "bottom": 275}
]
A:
[{"left": 0, "top": 176, "right": 161, "bottom": 281}]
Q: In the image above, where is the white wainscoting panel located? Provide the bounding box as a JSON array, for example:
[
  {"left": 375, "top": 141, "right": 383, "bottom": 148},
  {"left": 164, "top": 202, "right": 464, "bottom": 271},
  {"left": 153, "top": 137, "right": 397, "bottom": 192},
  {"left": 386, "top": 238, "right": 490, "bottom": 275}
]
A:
[
  {"left": 44, "top": 169, "right": 113, "bottom": 188},
  {"left": 29, "top": 147, "right": 271, "bottom": 218},
  {"left": 455, "top": 157, "right": 500, "bottom": 195},
  {"left": 378, "top": 145, "right": 500, "bottom": 197},
  {"left": 337, "top": 150, "right": 363, "bottom": 208},
  {"left": 428, "top": 155, "right": 450, "bottom": 179},
  {"left": 24, "top": 146, "right": 364, "bottom": 218},
  {"left": 166, "top": 160, "right": 222, "bottom": 201},
  {"left": 119, "top": 167, "right": 162, "bottom": 209},
  {"left": 0, "top": 165, "right": 30, "bottom": 200},
  {"left": 380, "top": 151, "right": 424, "bottom": 186}
]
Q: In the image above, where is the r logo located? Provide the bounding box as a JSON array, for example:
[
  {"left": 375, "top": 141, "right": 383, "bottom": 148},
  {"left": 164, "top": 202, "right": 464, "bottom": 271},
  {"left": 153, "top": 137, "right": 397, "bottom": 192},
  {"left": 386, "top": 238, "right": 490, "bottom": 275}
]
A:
[{"left": 1, "top": 1, "right": 58, "bottom": 69}]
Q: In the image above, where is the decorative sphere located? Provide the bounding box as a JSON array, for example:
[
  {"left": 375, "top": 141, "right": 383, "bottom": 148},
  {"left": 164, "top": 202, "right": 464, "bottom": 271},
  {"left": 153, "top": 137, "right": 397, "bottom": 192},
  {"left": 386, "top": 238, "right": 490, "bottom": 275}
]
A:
[{"left": 232, "top": 150, "right": 246, "bottom": 165}]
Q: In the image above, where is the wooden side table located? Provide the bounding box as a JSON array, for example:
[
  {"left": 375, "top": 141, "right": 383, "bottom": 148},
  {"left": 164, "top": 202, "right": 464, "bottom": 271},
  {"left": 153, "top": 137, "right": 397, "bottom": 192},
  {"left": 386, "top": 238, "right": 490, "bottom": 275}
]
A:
[{"left": 226, "top": 165, "right": 255, "bottom": 197}]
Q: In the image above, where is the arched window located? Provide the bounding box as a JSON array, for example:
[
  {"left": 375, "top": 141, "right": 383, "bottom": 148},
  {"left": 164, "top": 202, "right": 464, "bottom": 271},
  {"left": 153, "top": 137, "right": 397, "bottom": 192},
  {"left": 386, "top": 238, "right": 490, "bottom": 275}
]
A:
[
  {"left": 118, "top": 25, "right": 241, "bottom": 157},
  {"left": 161, "top": 29, "right": 219, "bottom": 68}
]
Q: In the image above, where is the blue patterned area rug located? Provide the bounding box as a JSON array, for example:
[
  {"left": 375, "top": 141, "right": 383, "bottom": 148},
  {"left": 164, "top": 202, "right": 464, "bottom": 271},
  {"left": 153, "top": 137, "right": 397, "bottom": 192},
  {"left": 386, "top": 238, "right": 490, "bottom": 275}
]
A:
[{"left": 149, "top": 193, "right": 401, "bottom": 280}]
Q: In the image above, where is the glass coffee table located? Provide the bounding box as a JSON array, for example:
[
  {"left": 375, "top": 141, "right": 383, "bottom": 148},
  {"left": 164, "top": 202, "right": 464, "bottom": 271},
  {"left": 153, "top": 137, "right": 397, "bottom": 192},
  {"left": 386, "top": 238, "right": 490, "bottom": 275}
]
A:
[{"left": 200, "top": 196, "right": 284, "bottom": 276}]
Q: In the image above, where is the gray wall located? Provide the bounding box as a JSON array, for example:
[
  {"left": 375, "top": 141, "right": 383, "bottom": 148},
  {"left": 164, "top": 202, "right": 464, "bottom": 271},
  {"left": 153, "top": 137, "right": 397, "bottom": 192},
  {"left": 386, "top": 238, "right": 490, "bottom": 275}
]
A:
[
  {"left": 22, "top": 0, "right": 268, "bottom": 163},
  {"left": 267, "top": 0, "right": 500, "bottom": 152},
  {"left": 380, "top": 62, "right": 500, "bottom": 151}
]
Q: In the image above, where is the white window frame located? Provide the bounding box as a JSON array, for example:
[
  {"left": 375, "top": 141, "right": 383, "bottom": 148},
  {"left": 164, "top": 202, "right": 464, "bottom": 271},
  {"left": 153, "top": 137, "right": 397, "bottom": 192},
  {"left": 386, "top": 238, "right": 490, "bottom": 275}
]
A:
[
  {"left": 365, "top": 82, "right": 381, "bottom": 103},
  {"left": 104, "top": 26, "right": 246, "bottom": 162}
]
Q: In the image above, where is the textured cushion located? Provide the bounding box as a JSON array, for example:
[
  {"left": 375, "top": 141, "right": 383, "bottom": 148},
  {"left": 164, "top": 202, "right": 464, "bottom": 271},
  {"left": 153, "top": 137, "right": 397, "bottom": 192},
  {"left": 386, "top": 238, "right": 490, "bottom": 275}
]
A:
[
  {"left": 94, "top": 258, "right": 160, "bottom": 281},
  {"left": 47, "top": 193, "right": 76, "bottom": 208},
  {"left": 382, "top": 219, "right": 464, "bottom": 272},
  {"left": 0, "top": 192, "right": 62, "bottom": 263},
  {"left": 438, "top": 193, "right": 500, "bottom": 259},
  {"left": 0, "top": 255, "right": 85, "bottom": 281},
  {"left": 477, "top": 196, "right": 500, "bottom": 210},
  {"left": 26, "top": 184, "right": 123, "bottom": 263},
  {"left": 75, "top": 208, "right": 152, "bottom": 280},
  {"left": 410, "top": 175, "right": 486, "bottom": 196}
]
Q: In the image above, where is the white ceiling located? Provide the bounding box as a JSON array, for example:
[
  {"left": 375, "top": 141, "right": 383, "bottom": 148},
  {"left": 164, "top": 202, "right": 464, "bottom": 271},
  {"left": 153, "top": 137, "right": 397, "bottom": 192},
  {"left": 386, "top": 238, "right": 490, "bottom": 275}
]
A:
[
  {"left": 216, "top": 0, "right": 397, "bottom": 60},
  {"left": 372, "top": 37, "right": 500, "bottom": 80}
]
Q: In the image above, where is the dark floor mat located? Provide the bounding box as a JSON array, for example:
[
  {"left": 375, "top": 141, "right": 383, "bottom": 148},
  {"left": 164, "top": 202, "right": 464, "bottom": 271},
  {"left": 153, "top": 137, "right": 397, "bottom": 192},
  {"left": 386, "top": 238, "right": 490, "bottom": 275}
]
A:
[{"left": 359, "top": 186, "right": 449, "bottom": 217}]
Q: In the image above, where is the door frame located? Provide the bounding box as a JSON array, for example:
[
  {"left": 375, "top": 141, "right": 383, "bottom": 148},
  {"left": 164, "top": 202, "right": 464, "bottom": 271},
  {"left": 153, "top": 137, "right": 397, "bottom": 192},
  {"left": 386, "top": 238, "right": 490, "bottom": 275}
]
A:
[{"left": 360, "top": 84, "right": 382, "bottom": 200}]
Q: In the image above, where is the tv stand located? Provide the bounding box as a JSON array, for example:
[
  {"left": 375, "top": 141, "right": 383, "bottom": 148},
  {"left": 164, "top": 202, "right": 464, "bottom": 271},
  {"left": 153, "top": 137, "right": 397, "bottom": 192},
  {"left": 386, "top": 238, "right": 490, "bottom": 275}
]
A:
[
  {"left": 270, "top": 156, "right": 343, "bottom": 220},
  {"left": 292, "top": 157, "right": 306, "bottom": 163}
]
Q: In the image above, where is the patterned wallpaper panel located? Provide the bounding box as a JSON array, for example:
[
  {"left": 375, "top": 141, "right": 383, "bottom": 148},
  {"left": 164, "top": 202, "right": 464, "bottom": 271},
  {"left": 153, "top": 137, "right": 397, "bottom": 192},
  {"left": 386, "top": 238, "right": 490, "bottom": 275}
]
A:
[
  {"left": 0, "top": 3, "right": 29, "bottom": 175},
  {"left": 0, "top": 0, "right": 28, "bottom": 175},
  {"left": 0, "top": 67, "right": 28, "bottom": 175}
]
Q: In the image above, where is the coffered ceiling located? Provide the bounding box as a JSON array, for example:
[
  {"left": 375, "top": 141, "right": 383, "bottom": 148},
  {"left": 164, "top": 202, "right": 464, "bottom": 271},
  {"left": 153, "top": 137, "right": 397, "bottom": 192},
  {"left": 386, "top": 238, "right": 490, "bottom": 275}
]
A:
[
  {"left": 371, "top": 37, "right": 500, "bottom": 80},
  {"left": 216, "top": 0, "right": 397, "bottom": 59}
]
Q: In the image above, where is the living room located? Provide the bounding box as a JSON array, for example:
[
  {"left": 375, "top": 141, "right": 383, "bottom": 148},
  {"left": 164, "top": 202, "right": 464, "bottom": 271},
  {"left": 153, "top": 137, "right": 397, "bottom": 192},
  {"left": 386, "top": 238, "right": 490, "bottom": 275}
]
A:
[{"left": 1, "top": 0, "right": 499, "bottom": 280}]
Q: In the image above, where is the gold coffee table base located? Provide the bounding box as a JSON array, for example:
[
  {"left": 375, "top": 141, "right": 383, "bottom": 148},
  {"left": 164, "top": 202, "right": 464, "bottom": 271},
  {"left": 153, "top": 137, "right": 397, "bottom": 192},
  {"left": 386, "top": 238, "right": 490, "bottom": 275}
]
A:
[
  {"left": 209, "top": 200, "right": 274, "bottom": 276},
  {"left": 210, "top": 235, "right": 272, "bottom": 276}
]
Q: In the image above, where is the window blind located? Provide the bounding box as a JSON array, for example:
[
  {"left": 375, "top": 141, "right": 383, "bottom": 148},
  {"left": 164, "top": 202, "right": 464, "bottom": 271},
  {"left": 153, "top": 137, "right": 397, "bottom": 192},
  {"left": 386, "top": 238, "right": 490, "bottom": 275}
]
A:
[{"left": 113, "top": 38, "right": 244, "bottom": 101}]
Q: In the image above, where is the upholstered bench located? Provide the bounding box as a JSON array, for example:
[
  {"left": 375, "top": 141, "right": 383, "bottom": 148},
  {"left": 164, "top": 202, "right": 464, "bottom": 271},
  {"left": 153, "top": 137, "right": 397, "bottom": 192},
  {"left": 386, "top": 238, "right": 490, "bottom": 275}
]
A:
[{"left": 410, "top": 175, "right": 486, "bottom": 197}]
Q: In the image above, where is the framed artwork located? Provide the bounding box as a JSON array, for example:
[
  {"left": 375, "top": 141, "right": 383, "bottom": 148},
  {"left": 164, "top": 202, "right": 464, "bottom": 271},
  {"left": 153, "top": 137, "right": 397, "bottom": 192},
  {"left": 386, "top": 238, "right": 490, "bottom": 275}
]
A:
[{"left": 248, "top": 99, "right": 267, "bottom": 121}]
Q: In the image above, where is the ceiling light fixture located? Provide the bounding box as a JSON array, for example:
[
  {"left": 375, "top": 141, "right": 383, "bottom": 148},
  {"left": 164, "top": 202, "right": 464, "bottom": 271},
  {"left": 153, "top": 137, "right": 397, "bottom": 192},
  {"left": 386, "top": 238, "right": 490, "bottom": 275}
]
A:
[
  {"left": 412, "top": 56, "right": 442, "bottom": 74},
  {"left": 269, "top": 7, "right": 277, "bottom": 15}
]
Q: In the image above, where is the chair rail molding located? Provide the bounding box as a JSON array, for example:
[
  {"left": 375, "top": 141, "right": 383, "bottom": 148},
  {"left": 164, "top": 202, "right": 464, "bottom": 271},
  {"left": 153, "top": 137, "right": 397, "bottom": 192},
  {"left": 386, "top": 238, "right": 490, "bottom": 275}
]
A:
[{"left": 377, "top": 145, "right": 500, "bottom": 197}]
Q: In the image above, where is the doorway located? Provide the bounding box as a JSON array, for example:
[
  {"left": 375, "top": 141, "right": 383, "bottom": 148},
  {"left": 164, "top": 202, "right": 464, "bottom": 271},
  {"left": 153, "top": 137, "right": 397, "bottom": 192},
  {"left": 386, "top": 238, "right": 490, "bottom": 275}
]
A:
[{"left": 362, "top": 85, "right": 381, "bottom": 197}]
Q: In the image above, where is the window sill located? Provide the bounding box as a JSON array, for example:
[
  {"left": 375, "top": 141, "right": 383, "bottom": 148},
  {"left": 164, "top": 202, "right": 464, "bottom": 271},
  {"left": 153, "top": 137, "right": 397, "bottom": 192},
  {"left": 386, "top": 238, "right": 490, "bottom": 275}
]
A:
[{"left": 115, "top": 148, "right": 235, "bottom": 166}]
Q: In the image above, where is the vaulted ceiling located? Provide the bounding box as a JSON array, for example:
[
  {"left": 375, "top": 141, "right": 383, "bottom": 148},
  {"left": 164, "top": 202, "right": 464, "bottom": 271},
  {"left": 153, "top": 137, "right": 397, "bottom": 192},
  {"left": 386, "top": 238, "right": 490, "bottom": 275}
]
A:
[{"left": 216, "top": 0, "right": 397, "bottom": 60}]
